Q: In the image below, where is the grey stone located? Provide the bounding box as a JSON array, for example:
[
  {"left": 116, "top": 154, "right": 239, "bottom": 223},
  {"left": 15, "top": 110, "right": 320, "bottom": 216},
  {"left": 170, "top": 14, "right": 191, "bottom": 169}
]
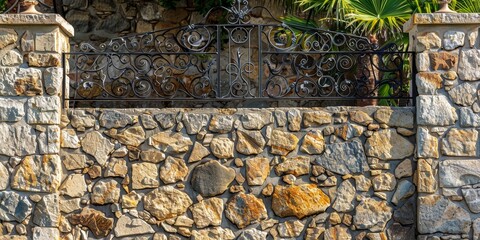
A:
[
  {"left": 392, "top": 180, "right": 415, "bottom": 205},
  {"left": 0, "top": 163, "right": 8, "bottom": 190},
  {"left": 81, "top": 131, "right": 114, "bottom": 166},
  {"left": 237, "top": 228, "right": 268, "bottom": 240},
  {"left": 32, "top": 227, "right": 60, "bottom": 240},
  {"left": 99, "top": 110, "right": 134, "bottom": 129},
  {"left": 43, "top": 67, "right": 62, "bottom": 95},
  {"left": 154, "top": 113, "right": 176, "bottom": 129},
  {"left": 441, "top": 128, "right": 478, "bottom": 157},
  {"left": 11, "top": 155, "right": 62, "bottom": 192},
  {"left": 416, "top": 52, "right": 430, "bottom": 72},
  {"left": 104, "top": 158, "right": 128, "bottom": 177},
  {"left": 448, "top": 82, "right": 477, "bottom": 107},
  {"left": 460, "top": 107, "right": 480, "bottom": 127},
  {"left": 144, "top": 186, "right": 192, "bottom": 221},
  {"left": 416, "top": 72, "right": 443, "bottom": 95},
  {"left": 236, "top": 129, "right": 266, "bottom": 155},
  {"left": 274, "top": 110, "right": 287, "bottom": 127},
  {"left": 209, "top": 115, "right": 234, "bottom": 133},
  {"left": 242, "top": 112, "right": 273, "bottom": 130},
  {"left": 365, "top": 129, "right": 414, "bottom": 160},
  {"left": 0, "top": 98, "right": 25, "bottom": 122},
  {"left": 353, "top": 198, "right": 392, "bottom": 232},
  {"left": 0, "top": 123, "right": 36, "bottom": 157},
  {"left": 315, "top": 141, "right": 369, "bottom": 175},
  {"left": 374, "top": 108, "right": 414, "bottom": 128},
  {"left": 96, "top": 13, "right": 130, "bottom": 33},
  {"left": 417, "top": 127, "right": 439, "bottom": 158},
  {"left": 462, "top": 188, "right": 480, "bottom": 213},
  {"left": 70, "top": 110, "right": 96, "bottom": 131},
  {"left": 387, "top": 223, "right": 416, "bottom": 240},
  {"left": 458, "top": 49, "right": 480, "bottom": 81},
  {"left": 140, "top": 114, "right": 158, "bottom": 130},
  {"left": 0, "top": 50, "right": 22, "bottom": 66},
  {"left": 393, "top": 197, "right": 415, "bottom": 225},
  {"left": 114, "top": 214, "right": 154, "bottom": 237},
  {"left": 417, "top": 95, "right": 458, "bottom": 126},
  {"left": 38, "top": 125, "right": 60, "bottom": 154},
  {"left": 59, "top": 198, "right": 82, "bottom": 214},
  {"left": 139, "top": 2, "right": 161, "bottom": 21},
  {"left": 60, "top": 129, "right": 81, "bottom": 148},
  {"left": 91, "top": 179, "right": 120, "bottom": 205},
  {"left": 332, "top": 180, "right": 355, "bottom": 212},
  {"left": 191, "top": 160, "right": 235, "bottom": 197},
  {"left": 474, "top": 218, "right": 480, "bottom": 240},
  {"left": 287, "top": 109, "right": 302, "bottom": 131},
  {"left": 444, "top": 31, "right": 465, "bottom": 50},
  {"left": 33, "top": 194, "right": 60, "bottom": 227},
  {"left": 0, "top": 191, "right": 32, "bottom": 222},
  {"left": 183, "top": 113, "right": 209, "bottom": 134},
  {"left": 61, "top": 153, "right": 87, "bottom": 170},
  {"left": 440, "top": 160, "right": 480, "bottom": 187},
  {"left": 27, "top": 96, "right": 60, "bottom": 125},
  {"left": 418, "top": 195, "right": 471, "bottom": 234}
]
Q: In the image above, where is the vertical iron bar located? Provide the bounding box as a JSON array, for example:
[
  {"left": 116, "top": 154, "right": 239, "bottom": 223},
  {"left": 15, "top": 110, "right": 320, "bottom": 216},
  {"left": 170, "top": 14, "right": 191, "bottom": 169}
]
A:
[
  {"left": 216, "top": 26, "right": 221, "bottom": 98},
  {"left": 411, "top": 52, "right": 418, "bottom": 106},
  {"left": 62, "top": 52, "right": 66, "bottom": 109},
  {"left": 258, "top": 25, "right": 263, "bottom": 98}
]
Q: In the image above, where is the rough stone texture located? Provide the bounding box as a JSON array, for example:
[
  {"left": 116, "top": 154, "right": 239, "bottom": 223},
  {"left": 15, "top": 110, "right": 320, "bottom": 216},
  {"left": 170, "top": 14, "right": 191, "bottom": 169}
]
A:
[
  {"left": 417, "top": 32, "right": 442, "bottom": 51},
  {"left": 225, "top": 193, "right": 268, "bottom": 228},
  {"left": 458, "top": 49, "right": 480, "bottom": 81},
  {"left": 190, "top": 198, "right": 224, "bottom": 228},
  {"left": 332, "top": 180, "right": 355, "bottom": 212},
  {"left": 300, "top": 130, "right": 325, "bottom": 154},
  {"left": 0, "top": 191, "right": 32, "bottom": 222},
  {"left": 418, "top": 195, "right": 471, "bottom": 234},
  {"left": 33, "top": 194, "right": 60, "bottom": 227},
  {"left": 448, "top": 82, "right": 477, "bottom": 107},
  {"left": 324, "top": 225, "right": 351, "bottom": 240},
  {"left": 114, "top": 214, "right": 154, "bottom": 237},
  {"left": 349, "top": 110, "right": 373, "bottom": 126},
  {"left": 104, "top": 158, "right": 128, "bottom": 177},
  {"left": 365, "top": 129, "right": 414, "bottom": 160},
  {"left": 392, "top": 180, "right": 415, "bottom": 205},
  {"left": 43, "top": 67, "right": 62, "bottom": 95},
  {"left": 11, "top": 155, "right": 62, "bottom": 192},
  {"left": 70, "top": 110, "right": 96, "bottom": 131},
  {"left": 143, "top": 186, "right": 192, "bottom": 221},
  {"left": 429, "top": 52, "right": 458, "bottom": 71},
  {"left": 444, "top": 31, "right": 465, "bottom": 50},
  {"left": 69, "top": 208, "right": 113, "bottom": 237},
  {"left": 353, "top": 198, "right": 392, "bottom": 232},
  {"left": 59, "top": 174, "right": 87, "bottom": 198},
  {"left": 237, "top": 228, "right": 268, "bottom": 240},
  {"left": 269, "top": 129, "right": 299, "bottom": 155},
  {"left": 372, "top": 172, "right": 397, "bottom": 191},
  {"left": 0, "top": 163, "right": 8, "bottom": 190},
  {"left": 209, "top": 115, "right": 234, "bottom": 133},
  {"left": 275, "top": 156, "right": 310, "bottom": 177},
  {"left": 132, "top": 162, "right": 160, "bottom": 189},
  {"left": 246, "top": 157, "right": 270, "bottom": 186},
  {"left": 191, "top": 227, "right": 235, "bottom": 240},
  {"left": 91, "top": 179, "right": 120, "bottom": 205},
  {"left": 460, "top": 107, "right": 480, "bottom": 127},
  {"left": 149, "top": 131, "right": 193, "bottom": 153},
  {"left": 81, "top": 131, "right": 114, "bottom": 166},
  {"left": 417, "top": 127, "right": 439, "bottom": 158},
  {"left": 272, "top": 184, "right": 330, "bottom": 219},
  {"left": 236, "top": 130, "right": 266, "bottom": 155},
  {"left": 32, "top": 227, "right": 60, "bottom": 240},
  {"left": 441, "top": 128, "right": 478, "bottom": 156},
  {"left": 461, "top": 188, "right": 480, "bottom": 213},
  {"left": 188, "top": 142, "right": 210, "bottom": 163},
  {"left": 191, "top": 160, "right": 235, "bottom": 197},
  {"left": 99, "top": 110, "right": 134, "bottom": 129},
  {"left": 277, "top": 220, "right": 304, "bottom": 238},
  {"left": 315, "top": 141, "right": 369, "bottom": 175},
  {"left": 287, "top": 109, "right": 302, "bottom": 131},
  {"left": 183, "top": 113, "right": 209, "bottom": 134},
  {"left": 0, "top": 98, "right": 25, "bottom": 122},
  {"left": 159, "top": 156, "right": 188, "bottom": 184},
  {"left": 210, "top": 137, "right": 234, "bottom": 158},
  {"left": 0, "top": 123, "right": 36, "bottom": 157},
  {"left": 241, "top": 112, "right": 272, "bottom": 130},
  {"left": 0, "top": 28, "right": 18, "bottom": 50},
  {"left": 417, "top": 95, "right": 458, "bottom": 126},
  {"left": 105, "top": 125, "right": 146, "bottom": 147},
  {"left": 440, "top": 160, "right": 480, "bottom": 187},
  {"left": 417, "top": 159, "right": 437, "bottom": 193},
  {"left": 416, "top": 72, "right": 443, "bottom": 95},
  {"left": 303, "top": 111, "right": 332, "bottom": 127},
  {"left": 38, "top": 125, "right": 60, "bottom": 154},
  {"left": 61, "top": 129, "right": 80, "bottom": 148},
  {"left": 374, "top": 108, "right": 414, "bottom": 128}
]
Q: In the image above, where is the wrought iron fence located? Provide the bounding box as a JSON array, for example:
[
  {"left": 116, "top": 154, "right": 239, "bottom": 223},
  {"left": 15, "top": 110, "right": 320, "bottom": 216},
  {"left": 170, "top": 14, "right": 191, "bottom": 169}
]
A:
[{"left": 65, "top": 0, "right": 415, "bottom": 107}]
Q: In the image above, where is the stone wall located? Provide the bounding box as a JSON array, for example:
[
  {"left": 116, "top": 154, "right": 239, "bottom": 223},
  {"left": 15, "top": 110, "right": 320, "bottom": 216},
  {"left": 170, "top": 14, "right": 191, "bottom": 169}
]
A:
[
  {"left": 405, "top": 13, "right": 480, "bottom": 240},
  {"left": 48, "top": 107, "right": 415, "bottom": 239}
]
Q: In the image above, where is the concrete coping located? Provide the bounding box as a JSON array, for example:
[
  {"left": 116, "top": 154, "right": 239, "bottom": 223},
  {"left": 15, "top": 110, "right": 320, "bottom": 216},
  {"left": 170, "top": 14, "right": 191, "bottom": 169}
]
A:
[
  {"left": 404, "top": 13, "right": 480, "bottom": 33},
  {"left": 0, "top": 13, "right": 74, "bottom": 37}
]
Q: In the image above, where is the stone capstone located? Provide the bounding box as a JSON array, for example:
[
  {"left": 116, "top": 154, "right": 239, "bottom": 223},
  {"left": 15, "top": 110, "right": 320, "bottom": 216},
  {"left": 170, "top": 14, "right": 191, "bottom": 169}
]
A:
[
  {"left": 441, "top": 128, "right": 478, "bottom": 156},
  {"left": 0, "top": 123, "right": 36, "bottom": 157},
  {"left": 417, "top": 95, "right": 458, "bottom": 126},
  {"left": 272, "top": 184, "right": 330, "bottom": 219},
  {"left": 365, "top": 129, "right": 414, "bottom": 160},
  {"left": 0, "top": 191, "right": 32, "bottom": 222},
  {"left": 225, "top": 193, "right": 268, "bottom": 228},
  {"left": 11, "top": 155, "right": 61, "bottom": 192},
  {"left": 148, "top": 131, "right": 193, "bottom": 153},
  {"left": 353, "top": 198, "right": 392, "bottom": 232},
  {"left": 269, "top": 129, "right": 299, "bottom": 155},
  {"left": 81, "top": 131, "right": 114, "bottom": 166},
  {"left": 91, "top": 179, "right": 120, "bottom": 205},
  {"left": 440, "top": 160, "right": 480, "bottom": 187},
  {"left": 114, "top": 214, "right": 155, "bottom": 237},
  {"left": 418, "top": 195, "right": 471, "bottom": 234},
  {"left": 143, "top": 186, "right": 192, "bottom": 221},
  {"left": 33, "top": 194, "right": 60, "bottom": 227},
  {"left": 236, "top": 130, "right": 266, "bottom": 155},
  {"left": 458, "top": 49, "right": 480, "bottom": 81},
  {"left": 69, "top": 208, "right": 113, "bottom": 237},
  {"left": 315, "top": 141, "right": 369, "bottom": 175},
  {"left": 190, "top": 197, "right": 224, "bottom": 228},
  {"left": 191, "top": 160, "right": 235, "bottom": 197}
]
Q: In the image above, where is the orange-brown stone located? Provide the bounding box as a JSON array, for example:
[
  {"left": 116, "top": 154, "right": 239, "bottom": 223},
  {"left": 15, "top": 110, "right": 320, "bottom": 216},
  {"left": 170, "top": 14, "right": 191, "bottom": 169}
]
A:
[
  {"left": 429, "top": 52, "right": 458, "bottom": 71},
  {"left": 272, "top": 184, "right": 330, "bottom": 219},
  {"left": 69, "top": 208, "right": 113, "bottom": 237},
  {"left": 225, "top": 193, "right": 268, "bottom": 228}
]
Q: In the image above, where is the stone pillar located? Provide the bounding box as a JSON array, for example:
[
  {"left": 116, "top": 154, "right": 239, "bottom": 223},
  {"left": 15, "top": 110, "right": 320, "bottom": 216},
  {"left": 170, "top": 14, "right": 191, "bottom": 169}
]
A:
[
  {"left": 0, "top": 14, "right": 73, "bottom": 239},
  {"left": 405, "top": 13, "right": 480, "bottom": 239}
]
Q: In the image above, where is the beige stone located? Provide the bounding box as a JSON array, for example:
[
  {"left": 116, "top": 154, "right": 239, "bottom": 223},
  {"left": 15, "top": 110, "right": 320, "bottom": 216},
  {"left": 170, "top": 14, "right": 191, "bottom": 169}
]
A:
[
  {"left": 275, "top": 156, "right": 310, "bottom": 177},
  {"left": 365, "top": 129, "right": 414, "bottom": 160},
  {"left": 246, "top": 156, "right": 270, "bottom": 186},
  {"left": 303, "top": 111, "right": 332, "bottom": 127},
  {"left": 210, "top": 137, "right": 234, "bottom": 159},
  {"left": 236, "top": 129, "right": 266, "bottom": 155},
  {"left": 132, "top": 162, "right": 160, "bottom": 189},
  {"left": 225, "top": 193, "right": 267, "bottom": 228},
  {"left": 59, "top": 174, "right": 87, "bottom": 198},
  {"left": 105, "top": 125, "right": 146, "bottom": 147},
  {"left": 416, "top": 32, "right": 442, "bottom": 51},
  {"left": 91, "top": 179, "right": 120, "bottom": 205},
  {"left": 0, "top": 28, "right": 18, "bottom": 50},
  {"left": 300, "top": 130, "right": 325, "bottom": 154},
  {"left": 190, "top": 197, "right": 224, "bottom": 228},
  {"left": 159, "top": 156, "right": 188, "bottom": 184},
  {"left": 149, "top": 131, "right": 193, "bottom": 153},
  {"left": 353, "top": 198, "right": 392, "bottom": 232},
  {"left": 143, "top": 186, "right": 192, "bottom": 221},
  {"left": 277, "top": 220, "right": 304, "bottom": 238},
  {"left": 28, "top": 52, "right": 61, "bottom": 67},
  {"left": 417, "top": 127, "right": 439, "bottom": 158},
  {"left": 269, "top": 129, "right": 299, "bottom": 155},
  {"left": 11, "top": 155, "right": 61, "bottom": 193},
  {"left": 191, "top": 227, "right": 235, "bottom": 240},
  {"left": 188, "top": 142, "right": 210, "bottom": 163},
  {"left": 372, "top": 172, "right": 397, "bottom": 191},
  {"left": 441, "top": 128, "right": 478, "bottom": 157},
  {"left": 416, "top": 159, "right": 437, "bottom": 193},
  {"left": 81, "top": 131, "right": 114, "bottom": 166},
  {"left": 349, "top": 111, "right": 373, "bottom": 126}
]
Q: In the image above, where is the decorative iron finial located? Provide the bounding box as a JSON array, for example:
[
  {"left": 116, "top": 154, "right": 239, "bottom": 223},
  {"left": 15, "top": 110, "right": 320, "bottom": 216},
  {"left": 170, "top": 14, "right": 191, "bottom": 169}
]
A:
[
  {"left": 436, "top": 0, "right": 456, "bottom": 13},
  {"left": 21, "top": 0, "right": 41, "bottom": 14}
]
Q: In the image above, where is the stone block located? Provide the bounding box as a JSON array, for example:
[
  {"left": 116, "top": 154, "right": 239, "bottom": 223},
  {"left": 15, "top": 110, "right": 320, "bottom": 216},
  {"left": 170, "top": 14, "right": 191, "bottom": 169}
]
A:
[
  {"left": 441, "top": 128, "right": 478, "bottom": 157},
  {"left": 0, "top": 49, "right": 22, "bottom": 66},
  {"left": 417, "top": 127, "right": 439, "bottom": 158},
  {"left": 417, "top": 32, "right": 442, "bottom": 51},
  {"left": 27, "top": 96, "right": 61, "bottom": 125},
  {"left": 418, "top": 195, "right": 471, "bottom": 234},
  {"left": 417, "top": 95, "right": 458, "bottom": 126},
  {"left": 35, "top": 30, "right": 59, "bottom": 52},
  {"left": 460, "top": 107, "right": 480, "bottom": 127},
  {"left": 28, "top": 52, "right": 61, "bottom": 67},
  {"left": 0, "top": 67, "right": 43, "bottom": 96},
  {"left": 416, "top": 159, "right": 437, "bottom": 193},
  {"left": 416, "top": 52, "right": 430, "bottom": 72},
  {"left": 0, "top": 98, "right": 25, "bottom": 122},
  {"left": 416, "top": 72, "right": 442, "bottom": 95},
  {"left": 458, "top": 49, "right": 480, "bottom": 81},
  {"left": 0, "top": 122, "right": 37, "bottom": 157},
  {"left": 38, "top": 125, "right": 60, "bottom": 154},
  {"left": 0, "top": 28, "right": 18, "bottom": 50},
  {"left": 11, "top": 155, "right": 62, "bottom": 192},
  {"left": 448, "top": 82, "right": 477, "bottom": 107},
  {"left": 443, "top": 31, "right": 465, "bottom": 50},
  {"left": 429, "top": 51, "right": 458, "bottom": 71},
  {"left": 32, "top": 227, "right": 60, "bottom": 240},
  {"left": 440, "top": 160, "right": 480, "bottom": 187},
  {"left": 43, "top": 67, "right": 63, "bottom": 95}
]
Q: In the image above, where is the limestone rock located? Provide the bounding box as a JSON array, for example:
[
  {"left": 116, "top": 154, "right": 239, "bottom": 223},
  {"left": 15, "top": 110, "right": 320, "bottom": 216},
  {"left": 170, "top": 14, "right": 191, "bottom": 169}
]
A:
[
  {"left": 154, "top": 113, "right": 176, "bottom": 129},
  {"left": 474, "top": 218, "right": 480, "bottom": 240},
  {"left": 354, "top": 175, "right": 372, "bottom": 192},
  {"left": 448, "top": 82, "right": 477, "bottom": 107},
  {"left": 140, "top": 114, "right": 157, "bottom": 129},
  {"left": 0, "top": 123, "right": 36, "bottom": 157},
  {"left": 462, "top": 188, "right": 480, "bottom": 213},
  {"left": 440, "top": 160, "right": 480, "bottom": 187},
  {"left": 303, "top": 111, "right": 332, "bottom": 127},
  {"left": 460, "top": 107, "right": 480, "bottom": 127},
  {"left": 416, "top": 72, "right": 443, "bottom": 95},
  {"left": 277, "top": 220, "right": 304, "bottom": 238},
  {"left": 43, "top": 67, "right": 62, "bottom": 95},
  {"left": 11, "top": 155, "right": 61, "bottom": 193},
  {"left": 69, "top": 208, "right": 113, "bottom": 237},
  {"left": 91, "top": 179, "right": 120, "bottom": 205},
  {"left": 160, "top": 156, "right": 188, "bottom": 184},
  {"left": 275, "top": 156, "right": 310, "bottom": 177},
  {"left": 225, "top": 193, "right": 268, "bottom": 228},
  {"left": 236, "top": 130, "right": 266, "bottom": 155},
  {"left": 418, "top": 195, "right": 471, "bottom": 234},
  {"left": 99, "top": 110, "right": 134, "bottom": 129},
  {"left": 395, "top": 159, "right": 413, "bottom": 179},
  {"left": 374, "top": 108, "right": 414, "bottom": 128},
  {"left": 183, "top": 113, "right": 209, "bottom": 134},
  {"left": 149, "top": 131, "right": 193, "bottom": 153},
  {"left": 143, "top": 186, "right": 192, "bottom": 221},
  {"left": 209, "top": 115, "right": 234, "bottom": 133},
  {"left": 59, "top": 174, "right": 87, "bottom": 198},
  {"left": 335, "top": 123, "right": 364, "bottom": 141},
  {"left": 104, "top": 158, "right": 128, "bottom": 177},
  {"left": 417, "top": 127, "right": 439, "bottom": 158},
  {"left": 349, "top": 111, "right": 373, "bottom": 126},
  {"left": 441, "top": 128, "right": 478, "bottom": 156},
  {"left": 61, "top": 129, "right": 81, "bottom": 148},
  {"left": 444, "top": 31, "right": 465, "bottom": 50},
  {"left": 132, "top": 162, "right": 160, "bottom": 189},
  {"left": 62, "top": 153, "right": 87, "bottom": 170},
  {"left": 33, "top": 194, "right": 59, "bottom": 227},
  {"left": 372, "top": 172, "right": 397, "bottom": 191},
  {"left": 237, "top": 228, "right": 267, "bottom": 240},
  {"left": 275, "top": 110, "right": 287, "bottom": 126},
  {"left": 210, "top": 137, "right": 234, "bottom": 158},
  {"left": 190, "top": 197, "right": 224, "bottom": 228},
  {"left": 60, "top": 198, "right": 81, "bottom": 214},
  {"left": 269, "top": 129, "right": 299, "bottom": 155},
  {"left": 287, "top": 109, "right": 302, "bottom": 131},
  {"left": 246, "top": 157, "right": 270, "bottom": 186},
  {"left": 105, "top": 125, "right": 146, "bottom": 147},
  {"left": 191, "top": 160, "right": 235, "bottom": 197},
  {"left": 393, "top": 197, "right": 415, "bottom": 225},
  {"left": 32, "top": 227, "right": 60, "bottom": 240},
  {"left": 417, "top": 95, "right": 458, "bottom": 126},
  {"left": 353, "top": 198, "right": 392, "bottom": 232},
  {"left": 27, "top": 96, "right": 61, "bottom": 124},
  {"left": 81, "top": 131, "right": 114, "bottom": 166},
  {"left": 429, "top": 52, "right": 458, "bottom": 71},
  {"left": 392, "top": 180, "right": 415, "bottom": 205},
  {"left": 140, "top": 149, "right": 166, "bottom": 163},
  {"left": 324, "top": 225, "right": 351, "bottom": 240},
  {"left": 122, "top": 191, "right": 141, "bottom": 209},
  {"left": 0, "top": 163, "right": 8, "bottom": 190},
  {"left": 0, "top": 28, "right": 18, "bottom": 50},
  {"left": 458, "top": 49, "right": 480, "bottom": 81},
  {"left": 300, "top": 130, "right": 325, "bottom": 154},
  {"left": 315, "top": 141, "right": 369, "bottom": 175},
  {"left": 365, "top": 129, "right": 414, "bottom": 160},
  {"left": 0, "top": 98, "right": 24, "bottom": 122},
  {"left": 191, "top": 227, "right": 235, "bottom": 240},
  {"left": 272, "top": 184, "right": 330, "bottom": 219},
  {"left": 37, "top": 125, "right": 60, "bottom": 154},
  {"left": 188, "top": 142, "right": 210, "bottom": 163},
  {"left": 114, "top": 214, "right": 155, "bottom": 237},
  {"left": 417, "top": 32, "right": 442, "bottom": 51},
  {"left": 70, "top": 110, "right": 96, "bottom": 131},
  {"left": 332, "top": 180, "right": 355, "bottom": 212},
  {"left": 0, "top": 191, "right": 32, "bottom": 222},
  {"left": 242, "top": 112, "right": 272, "bottom": 130},
  {"left": 417, "top": 159, "right": 437, "bottom": 193}
]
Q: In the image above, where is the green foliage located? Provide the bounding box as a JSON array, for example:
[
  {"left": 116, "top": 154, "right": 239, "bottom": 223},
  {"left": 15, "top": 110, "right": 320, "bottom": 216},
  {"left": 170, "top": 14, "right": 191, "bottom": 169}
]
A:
[
  {"left": 456, "top": 0, "right": 480, "bottom": 13},
  {"left": 0, "top": 0, "right": 7, "bottom": 12},
  {"left": 157, "top": 0, "right": 233, "bottom": 15}
]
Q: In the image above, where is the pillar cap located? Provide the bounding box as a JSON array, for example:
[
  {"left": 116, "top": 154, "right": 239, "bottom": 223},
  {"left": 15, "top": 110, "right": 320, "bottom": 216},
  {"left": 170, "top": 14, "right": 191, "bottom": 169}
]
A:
[
  {"left": 0, "top": 14, "right": 74, "bottom": 37},
  {"left": 404, "top": 13, "right": 480, "bottom": 33}
]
